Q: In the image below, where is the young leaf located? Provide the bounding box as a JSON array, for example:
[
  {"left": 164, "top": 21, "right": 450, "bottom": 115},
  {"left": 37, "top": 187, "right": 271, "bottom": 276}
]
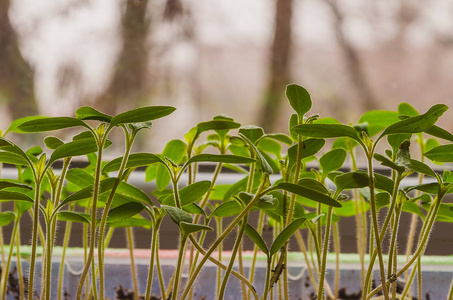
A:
[
  {"left": 0, "top": 180, "right": 32, "bottom": 191},
  {"left": 179, "top": 221, "right": 213, "bottom": 235},
  {"left": 108, "top": 216, "right": 152, "bottom": 229},
  {"left": 0, "top": 191, "right": 33, "bottom": 203},
  {"left": 358, "top": 110, "right": 400, "bottom": 137},
  {"left": 286, "top": 84, "right": 312, "bottom": 119},
  {"left": 161, "top": 205, "right": 192, "bottom": 225},
  {"left": 107, "top": 202, "right": 144, "bottom": 223},
  {"left": 273, "top": 183, "right": 341, "bottom": 207},
  {"left": 60, "top": 178, "right": 116, "bottom": 206},
  {"left": 270, "top": 217, "right": 306, "bottom": 256},
  {"left": 379, "top": 104, "right": 448, "bottom": 138},
  {"left": 398, "top": 102, "right": 419, "bottom": 116},
  {"left": 424, "top": 144, "right": 453, "bottom": 162},
  {"left": 261, "top": 133, "right": 293, "bottom": 145},
  {"left": 109, "top": 106, "right": 176, "bottom": 127},
  {"left": 374, "top": 153, "right": 405, "bottom": 173},
  {"left": 5, "top": 116, "right": 46, "bottom": 135},
  {"left": 156, "top": 139, "right": 187, "bottom": 190},
  {"left": 103, "top": 153, "right": 164, "bottom": 173},
  {"left": 196, "top": 120, "right": 241, "bottom": 137},
  {"left": 239, "top": 133, "right": 273, "bottom": 174},
  {"left": 161, "top": 181, "right": 211, "bottom": 207},
  {"left": 118, "top": 182, "right": 153, "bottom": 206},
  {"left": 0, "top": 212, "right": 15, "bottom": 227},
  {"left": 17, "top": 117, "right": 88, "bottom": 132},
  {"left": 185, "top": 154, "right": 256, "bottom": 165},
  {"left": 0, "top": 152, "right": 28, "bottom": 166},
  {"left": 409, "top": 159, "right": 438, "bottom": 178},
  {"left": 44, "top": 136, "right": 64, "bottom": 149},
  {"left": 210, "top": 201, "right": 242, "bottom": 218},
  {"left": 244, "top": 223, "right": 269, "bottom": 257},
  {"left": 425, "top": 125, "right": 453, "bottom": 142},
  {"left": 49, "top": 138, "right": 98, "bottom": 164},
  {"left": 239, "top": 126, "right": 264, "bottom": 144},
  {"left": 75, "top": 106, "right": 112, "bottom": 122},
  {"left": 57, "top": 211, "right": 91, "bottom": 224},
  {"left": 319, "top": 148, "right": 347, "bottom": 176},
  {"left": 66, "top": 169, "right": 94, "bottom": 188},
  {"left": 292, "top": 124, "right": 361, "bottom": 143},
  {"left": 334, "top": 171, "right": 369, "bottom": 192}
]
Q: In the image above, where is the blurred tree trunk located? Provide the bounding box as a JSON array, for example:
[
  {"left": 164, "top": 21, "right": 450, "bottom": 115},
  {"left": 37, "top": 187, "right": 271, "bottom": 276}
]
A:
[
  {"left": 0, "top": 0, "right": 39, "bottom": 120},
  {"left": 95, "top": 0, "right": 150, "bottom": 115},
  {"left": 258, "top": 0, "right": 293, "bottom": 132},
  {"left": 325, "top": 0, "right": 378, "bottom": 111}
]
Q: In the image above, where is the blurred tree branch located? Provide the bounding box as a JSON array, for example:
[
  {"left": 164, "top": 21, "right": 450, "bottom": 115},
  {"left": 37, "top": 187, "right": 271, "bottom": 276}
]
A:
[
  {"left": 95, "top": 0, "right": 151, "bottom": 115},
  {"left": 0, "top": 0, "right": 39, "bottom": 119},
  {"left": 258, "top": 0, "right": 293, "bottom": 132},
  {"left": 324, "top": 0, "right": 378, "bottom": 111}
]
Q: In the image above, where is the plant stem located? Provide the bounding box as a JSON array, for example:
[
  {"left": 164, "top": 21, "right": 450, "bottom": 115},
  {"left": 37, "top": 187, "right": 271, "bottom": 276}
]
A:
[
  {"left": 180, "top": 177, "right": 269, "bottom": 300},
  {"left": 218, "top": 215, "right": 248, "bottom": 299},
  {"left": 260, "top": 257, "right": 273, "bottom": 300},
  {"left": 1, "top": 217, "right": 18, "bottom": 300},
  {"left": 145, "top": 217, "right": 163, "bottom": 300},
  {"left": 126, "top": 227, "right": 139, "bottom": 300},
  {"left": 58, "top": 209, "right": 73, "bottom": 300},
  {"left": 172, "top": 234, "right": 188, "bottom": 300},
  {"left": 333, "top": 222, "right": 340, "bottom": 300},
  {"left": 28, "top": 179, "right": 42, "bottom": 300},
  {"left": 16, "top": 225, "right": 24, "bottom": 300},
  {"left": 317, "top": 206, "right": 333, "bottom": 300},
  {"left": 77, "top": 140, "right": 105, "bottom": 300}
]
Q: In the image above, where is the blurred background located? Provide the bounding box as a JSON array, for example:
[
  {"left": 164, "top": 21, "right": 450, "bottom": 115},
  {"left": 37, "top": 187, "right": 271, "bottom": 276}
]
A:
[{"left": 1, "top": 0, "right": 453, "bottom": 151}]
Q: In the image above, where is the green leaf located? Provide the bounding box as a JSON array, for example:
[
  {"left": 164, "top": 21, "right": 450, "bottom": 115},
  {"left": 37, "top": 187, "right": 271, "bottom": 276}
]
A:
[
  {"left": 297, "top": 178, "right": 330, "bottom": 195},
  {"left": 180, "top": 221, "right": 213, "bottom": 235},
  {"left": 319, "top": 148, "right": 347, "bottom": 176},
  {"left": 118, "top": 182, "right": 153, "bottom": 206},
  {"left": 66, "top": 169, "right": 94, "bottom": 188},
  {"left": 0, "top": 180, "right": 32, "bottom": 191},
  {"left": 270, "top": 217, "right": 306, "bottom": 256},
  {"left": 196, "top": 120, "right": 241, "bottom": 136},
  {"left": 161, "top": 205, "right": 192, "bottom": 225},
  {"left": 258, "top": 138, "right": 282, "bottom": 158},
  {"left": 0, "top": 212, "right": 15, "bottom": 227},
  {"left": 262, "top": 134, "right": 293, "bottom": 145},
  {"left": 358, "top": 110, "right": 400, "bottom": 137},
  {"left": 0, "top": 191, "right": 33, "bottom": 203},
  {"left": 244, "top": 223, "right": 269, "bottom": 256},
  {"left": 103, "top": 153, "right": 164, "bottom": 173},
  {"left": 185, "top": 154, "right": 256, "bottom": 165},
  {"left": 425, "top": 125, "right": 453, "bottom": 142},
  {"left": 409, "top": 159, "right": 438, "bottom": 178},
  {"left": 49, "top": 138, "right": 98, "bottom": 164},
  {"left": 156, "top": 139, "right": 187, "bottom": 190},
  {"left": 0, "top": 152, "right": 28, "bottom": 166},
  {"left": 374, "top": 153, "right": 405, "bottom": 173},
  {"left": 380, "top": 104, "right": 448, "bottom": 138},
  {"left": 335, "top": 171, "right": 369, "bottom": 192},
  {"left": 17, "top": 117, "right": 88, "bottom": 132},
  {"left": 286, "top": 84, "right": 312, "bottom": 119},
  {"left": 239, "top": 126, "right": 264, "bottom": 144},
  {"left": 75, "top": 106, "right": 112, "bottom": 122},
  {"left": 108, "top": 216, "right": 152, "bottom": 229},
  {"left": 374, "top": 174, "right": 395, "bottom": 194},
  {"left": 288, "top": 139, "right": 325, "bottom": 171},
  {"left": 239, "top": 133, "right": 273, "bottom": 174},
  {"left": 44, "top": 136, "right": 64, "bottom": 150},
  {"left": 273, "top": 183, "right": 341, "bottom": 207},
  {"left": 161, "top": 181, "right": 211, "bottom": 206},
  {"left": 110, "top": 106, "right": 176, "bottom": 127},
  {"left": 210, "top": 201, "right": 242, "bottom": 217},
  {"left": 61, "top": 178, "right": 116, "bottom": 206},
  {"left": 398, "top": 103, "right": 419, "bottom": 116},
  {"left": 292, "top": 124, "right": 361, "bottom": 143},
  {"left": 107, "top": 202, "right": 144, "bottom": 223},
  {"left": 57, "top": 211, "right": 91, "bottom": 224},
  {"left": 424, "top": 144, "right": 453, "bottom": 162},
  {"left": 5, "top": 116, "right": 46, "bottom": 135},
  {"left": 387, "top": 134, "right": 412, "bottom": 155}
]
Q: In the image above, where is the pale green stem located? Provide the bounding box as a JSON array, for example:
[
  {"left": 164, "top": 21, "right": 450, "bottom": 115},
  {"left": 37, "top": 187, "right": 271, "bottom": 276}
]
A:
[
  {"left": 417, "top": 256, "right": 422, "bottom": 300},
  {"left": 77, "top": 141, "right": 105, "bottom": 300},
  {"left": 247, "top": 211, "right": 265, "bottom": 299},
  {"left": 16, "top": 225, "right": 24, "bottom": 300},
  {"left": 126, "top": 227, "right": 139, "bottom": 300},
  {"left": 98, "top": 132, "right": 134, "bottom": 300},
  {"left": 387, "top": 203, "right": 403, "bottom": 284},
  {"left": 366, "top": 191, "right": 443, "bottom": 299},
  {"left": 145, "top": 218, "right": 163, "bottom": 300},
  {"left": 172, "top": 234, "right": 188, "bottom": 300},
  {"left": 447, "top": 274, "right": 453, "bottom": 300},
  {"left": 218, "top": 215, "right": 248, "bottom": 299},
  {"left": 58, "top": 215, "right": 73, "bottom": 300},
  {"left": 188, "top": 235, "right": 259, "bottom": 300},
  {"left": 333, "top": 222, "right": 340, "bottom": 300},
  {"left": 1, "top": 217, "right": 18, "bottom": 299},
  {"left": 317, "top": 206, "right": 333, "bottom": 300},
  {"left": 399, "top": 262, "right": 417, "bottom": 299},
  {"left": 29, "top": 180, "right": 42, "bottom": 300},
  {"left": 260, "top": 257, "right": 273, "bottom": 300},
  {"left": 180, "top": 179, "right": 269, "bottom": 300}
]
